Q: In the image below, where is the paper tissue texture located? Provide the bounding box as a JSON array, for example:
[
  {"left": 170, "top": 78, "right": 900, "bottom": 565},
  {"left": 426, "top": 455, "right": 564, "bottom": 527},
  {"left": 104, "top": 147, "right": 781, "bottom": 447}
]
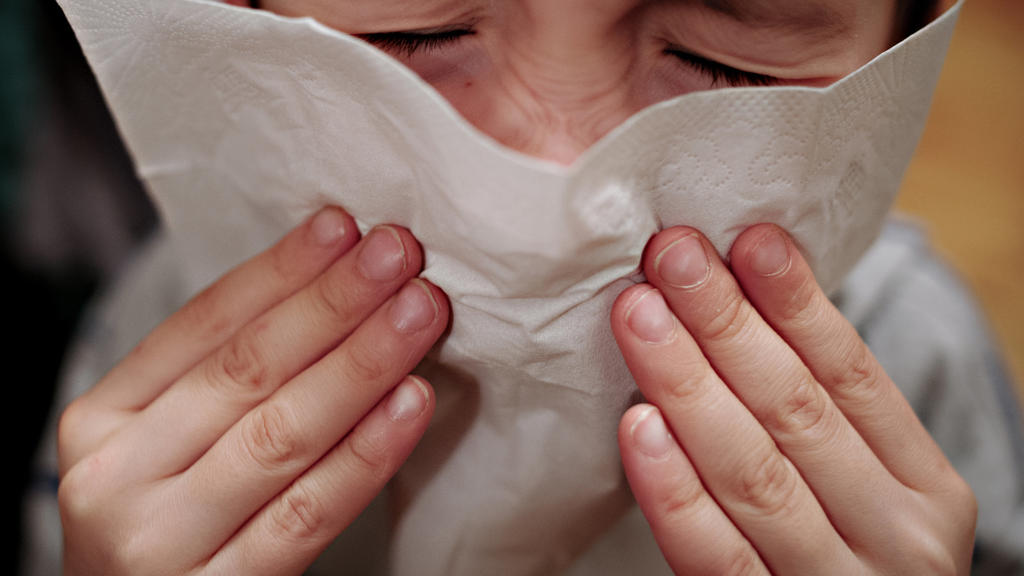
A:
[{"left": 57, "top": 0, "right": 961, "bottom": 573}]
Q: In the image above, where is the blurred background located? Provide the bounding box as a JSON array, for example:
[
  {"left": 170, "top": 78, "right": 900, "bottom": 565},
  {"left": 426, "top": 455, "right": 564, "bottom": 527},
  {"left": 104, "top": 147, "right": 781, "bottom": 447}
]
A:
[
  {"left": 2, "top": 0, "right": 1022, "bottom": 573},
  {"left": 897, "top": 0, "right": 1024, "bottom": 399}
]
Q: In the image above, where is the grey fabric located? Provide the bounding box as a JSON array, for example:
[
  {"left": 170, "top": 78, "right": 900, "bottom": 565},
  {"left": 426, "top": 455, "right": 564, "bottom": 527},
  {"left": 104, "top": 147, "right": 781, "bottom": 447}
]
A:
[
  {"left": 839, "top": 219, "right": 1024, "bottom": 575},
  {"left": 22, "top": 218, "right": 1024, "bottom": 575}
]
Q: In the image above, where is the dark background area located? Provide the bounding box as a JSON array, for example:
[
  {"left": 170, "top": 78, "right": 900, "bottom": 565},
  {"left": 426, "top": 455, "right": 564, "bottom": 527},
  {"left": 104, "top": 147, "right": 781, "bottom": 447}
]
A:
[{"left": 2, "top": 1, "right": 155, "bottom": 573}]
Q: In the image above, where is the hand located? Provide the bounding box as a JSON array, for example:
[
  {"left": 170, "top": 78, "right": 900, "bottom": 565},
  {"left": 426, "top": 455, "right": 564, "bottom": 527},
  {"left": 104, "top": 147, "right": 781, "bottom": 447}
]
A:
[
  {"left": 612, "top": 225, "right": 977, "bottom": 575},
  {"left": 57, "top": 207, "right": 449, "bottom": 575}
]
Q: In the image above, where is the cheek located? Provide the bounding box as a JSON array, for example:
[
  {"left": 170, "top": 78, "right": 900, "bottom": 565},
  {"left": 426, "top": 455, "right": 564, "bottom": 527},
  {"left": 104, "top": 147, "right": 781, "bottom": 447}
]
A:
[
  {"left": 398, "top": 45, "right": 506, "bottom": 134},
  {"left": 432, "top": 73, "right": 497, "bottom": 138},
  {"left": 634, "top": 56, "right": 717, "bottom": 106},
  {"left": 406, "top": 50, "right": 506, "bottom": 139},
  {"left": 427, "top": 65, "right": 546, "bottom": 157},
  {"left": 403, "top": 46, "right": 490, "bottom": 86}
]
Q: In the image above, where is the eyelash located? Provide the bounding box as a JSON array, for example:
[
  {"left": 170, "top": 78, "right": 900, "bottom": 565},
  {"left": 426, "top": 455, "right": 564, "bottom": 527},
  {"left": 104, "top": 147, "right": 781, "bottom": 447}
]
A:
[
  {"left": 359, "top": 29, "right": 475, "bottom": 58},
  {"left": 361, "top": 30, "right": 779, "bottom": 88},
  {"left": 665, "top": 49, "right": 778, "bottom": 87}
]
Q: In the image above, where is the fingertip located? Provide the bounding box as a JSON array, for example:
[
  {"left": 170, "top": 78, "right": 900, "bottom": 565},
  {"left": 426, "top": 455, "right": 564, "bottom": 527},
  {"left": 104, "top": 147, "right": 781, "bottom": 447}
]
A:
[
  {"left": 308, "top": 206, "right": 360, "bottom": 250},
  {"left": 731, "top": 224, "right": 795, "bottom": 279},
  {"left": 642, "top": 226, "right": 702, "bottom": 272},
  {"left": 612, "top": 283, "right": 654, "bottom": 323},
  {"left": 658, "top": 225, "right": 702, "bottom": 242},
  {"left": 731, "top": 223, "right": 783, "bottom": 251},
  {"left": 405, "top": 374, "right": 436, "bottom": 409},
  {"left": 413, "top": 278, "right": 452, "bottom": 328},
  {"left": 611, "top": 284, "right": 667, "bottom": 347},
  {"left": 387, "top": 225, "right": 425, "bottom": 276},
  {"left": 385, "top": 375, "right": 434, "bottom": 423},
  {"left": 622, "top": 404, "right": 676, "bottom": 460},
  {"left": 619, "top": 403, "right": 655, "bottom": 443}
]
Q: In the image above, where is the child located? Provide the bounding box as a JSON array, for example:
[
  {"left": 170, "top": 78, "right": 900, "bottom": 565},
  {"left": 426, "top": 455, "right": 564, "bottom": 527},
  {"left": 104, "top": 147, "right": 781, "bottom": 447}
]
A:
[{"left": 27, "top": 0, "right": 1024, "bottom": 574}]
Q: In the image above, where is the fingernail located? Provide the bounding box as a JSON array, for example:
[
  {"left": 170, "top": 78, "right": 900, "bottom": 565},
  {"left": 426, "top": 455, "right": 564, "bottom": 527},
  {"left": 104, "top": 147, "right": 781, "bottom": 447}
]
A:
[
  {"left": 389, "top": 280, "right": 438, "bottom": 333},
  {"left": 311, "top": 208, "right": 348, "bottom": 245},
  {"left": 358, "top": 226, "right": 407, "bottom": 281},
  {"left": 625, "top": 289, "right": 676, "bottom": 344},
  {"left": 655, "top": 235, "right": 710, "bottom": 289},
  {"left": 631, "top": 406, "right": 674, "bottom": 458},
  {"left": 387, "top": 376, "right": 429, "bottom": 421},
  {"left": 751, "top": 230, "right": 791, "bottom": 277}
]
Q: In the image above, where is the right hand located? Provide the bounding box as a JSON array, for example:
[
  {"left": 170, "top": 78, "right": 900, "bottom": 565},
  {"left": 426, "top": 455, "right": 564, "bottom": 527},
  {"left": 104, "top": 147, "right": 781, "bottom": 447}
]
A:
[{"left": 57, "top": 207, "right": 449, "bottom": 575}]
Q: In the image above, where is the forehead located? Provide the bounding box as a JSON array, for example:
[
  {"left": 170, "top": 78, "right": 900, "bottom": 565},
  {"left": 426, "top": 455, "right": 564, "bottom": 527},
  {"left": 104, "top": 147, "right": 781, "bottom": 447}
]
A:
[
  {"left": 284, "top": 0, "right": 863, "bottom": 33},
  {"left": 701, "top": 0, "right": 850, "bottom": 32}
]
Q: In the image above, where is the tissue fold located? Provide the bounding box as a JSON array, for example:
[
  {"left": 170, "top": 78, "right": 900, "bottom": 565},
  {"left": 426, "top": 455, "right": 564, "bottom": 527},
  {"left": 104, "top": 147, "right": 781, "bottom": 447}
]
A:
[{"left": 56, "top": 0, "right": 960, "bottom": 573}]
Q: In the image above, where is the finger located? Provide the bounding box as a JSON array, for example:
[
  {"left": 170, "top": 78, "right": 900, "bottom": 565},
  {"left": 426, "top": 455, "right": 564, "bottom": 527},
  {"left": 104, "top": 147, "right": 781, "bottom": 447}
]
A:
[
  {"left": 643, "top": 227, "right": 906, "bottom": 539},
  {"left": 619, "top": 404, "right": 770, "bottom": 576},
  {"left": 199, "top": 376, "right": 434, "bottom": 576},
  {"left": 59, "top": 208, "right": 359, "bottom": 470},
  {"left": 169, "top": 279, "right": 448, "bottom": 558},
  {"left": 85, "top": 207, "right": 360, "bottom": 412},
  {"left": 729, "top": 224, "right": 951, "bottom": 492},
  {"left": 612, "top": 285, "right": 861, "bottom": 575},
  {"left": 116, "top": 225, "right": 422, "bottom": 479}
]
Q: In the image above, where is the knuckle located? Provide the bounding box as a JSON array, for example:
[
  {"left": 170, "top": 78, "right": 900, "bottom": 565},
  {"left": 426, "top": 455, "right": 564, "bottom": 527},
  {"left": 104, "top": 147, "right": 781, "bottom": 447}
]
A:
[
  {"left": 909, "top": 534, "right": 959, "bottom": 576},
  {"left": 241, "top": 405, "right": 303, "bottom": 472},
  {"left": 58, "top": 455, "right": 168, "bottom": 574},
  {"left": 57, "top": 469, "right": 92, "bottom": 527},
  {"left": 345, "top": 427, "right": 394, "bottom": 483},
  {"left": 662, "top": 369, "right": 716, "bottom": 404},
  {"left": 108, "top": 532, "right": 152, "bottom": 575},
  {"left": 775, "top": 272, "right": 822, "bottom": 324},
  {"left": 269, "top": 486, "right": 327, "bottom": 542},
  {"left": 344, "top": 345, "right": 391, "bottom": 384},
  {"left": 733, "top": 447, "right": 799, "bottom": 518},
  {"left": 657, "top": 478, "right": 706, "bottom": 521},
  {"left": 57, "top": 399, "right": 92, "bottom": 459},
  {"left": 265, "top": 238, "right": 300, "bottom": 284},
  {"left": 181, "top": 285, "right": 235, "bottom": 343},
  {"left": 313, "top": 269, "right": 360, "bottom": 323},
  {"left": 827, "top": 343, "right": 884, "bottom": 402},
  {"left": 769, "top": 379, "right": 834, "bottom": 443},
  {"left": 719, "top": 549, "right": 762, "bottom": 576},
  {"left": 58, "top": 451, "right": 112, "bottom": 527},
  {"left": 947, "top": 475, "right": 978, "bottom": 531},
  {"left": 211, "top": 334, "right": 273, "bottom": 399},
  {"left": 697, "top": 292, "right": 755, "bottom": 344}
]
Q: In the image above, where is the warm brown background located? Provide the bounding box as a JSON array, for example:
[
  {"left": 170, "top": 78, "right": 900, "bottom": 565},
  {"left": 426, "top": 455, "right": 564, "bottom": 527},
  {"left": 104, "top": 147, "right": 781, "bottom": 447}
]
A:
[{"left": 897, "top": 0, "right": 1024, "bottom": 397}]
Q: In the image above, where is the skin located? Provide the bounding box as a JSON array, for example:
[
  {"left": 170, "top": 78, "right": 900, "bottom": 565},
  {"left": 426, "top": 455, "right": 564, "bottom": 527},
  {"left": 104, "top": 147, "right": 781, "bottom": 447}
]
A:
[
  {"left": 251, "top": 0, "right": 901, "bottom": 163},
  {"left": 58, "top": 1, "right": 973, "bottom": 574}
]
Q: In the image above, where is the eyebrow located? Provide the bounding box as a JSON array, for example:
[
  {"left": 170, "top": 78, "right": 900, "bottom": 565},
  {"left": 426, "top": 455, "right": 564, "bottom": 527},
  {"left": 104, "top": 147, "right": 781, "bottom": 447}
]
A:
[{"left": 699, "top": 0, "right": 848, "bottom": 33}]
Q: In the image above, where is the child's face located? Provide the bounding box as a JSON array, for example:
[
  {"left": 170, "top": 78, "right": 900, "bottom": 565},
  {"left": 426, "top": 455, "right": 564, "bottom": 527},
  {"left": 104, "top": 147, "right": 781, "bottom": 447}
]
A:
[{"left": 239, "top": 0, "right": 921, "bottom": 163}]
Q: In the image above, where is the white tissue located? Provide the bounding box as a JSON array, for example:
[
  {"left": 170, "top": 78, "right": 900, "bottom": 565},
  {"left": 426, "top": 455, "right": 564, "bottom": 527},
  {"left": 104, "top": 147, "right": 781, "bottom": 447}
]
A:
[{"left": 57, "top": 0, "right": 960, "bottom": 573}]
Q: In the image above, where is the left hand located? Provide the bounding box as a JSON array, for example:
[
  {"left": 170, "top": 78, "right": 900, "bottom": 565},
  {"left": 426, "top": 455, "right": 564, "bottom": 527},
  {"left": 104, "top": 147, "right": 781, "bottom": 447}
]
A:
[{"left": 611, "top": 225, "right": 977, "bottom": 575}]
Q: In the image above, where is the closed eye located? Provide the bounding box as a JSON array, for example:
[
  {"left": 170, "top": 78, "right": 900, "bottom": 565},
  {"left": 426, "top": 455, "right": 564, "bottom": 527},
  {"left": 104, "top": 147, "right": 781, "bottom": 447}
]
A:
[
  {"left": 358, "top": 28, "right": 475, "bottom": 57},
  {"left": 665, "top": 48, "right": 779, "bottom": 87},
  {"left": 359, "top": 27, "right": 778, "bottom": 88}
]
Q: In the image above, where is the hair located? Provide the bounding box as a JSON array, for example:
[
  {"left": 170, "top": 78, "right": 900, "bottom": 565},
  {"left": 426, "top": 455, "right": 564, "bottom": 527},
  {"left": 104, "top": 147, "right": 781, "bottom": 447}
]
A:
[{"left": 894, "top": 0, "right": 938, "bottom": 44}]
